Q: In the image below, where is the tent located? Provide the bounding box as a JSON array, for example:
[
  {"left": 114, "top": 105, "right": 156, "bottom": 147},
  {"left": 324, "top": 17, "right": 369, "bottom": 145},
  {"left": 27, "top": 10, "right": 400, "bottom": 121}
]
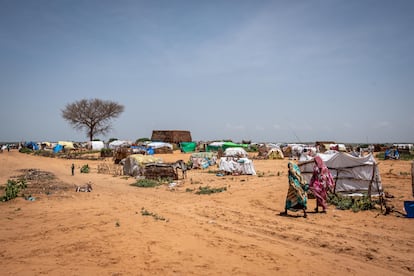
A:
[
  {"left": 89, "top": 141, "right": 104, "bottom": 151},
  {"left": 109, "top": 140, "right": 132, "bottom": 149},
  {"left": 223, "top": 147, "right": 248, "bottom": 158},
  {"left": 298, "top": 152, "right": 383, "bottom": 196},
  {"left": 180, "top": 142, "right": 197, "bottom": 153},
  {"left": 267, "top": 148, "right": 284, "bottom": 159},
  {"left": 206, "top": 142, "right": 249, "bottom": 152},
  {"left": 122, "top": 154, "right": 163, "bottom": 177},
  {"left": 58, "top": 141, "right": 74, "bottom": 150},
  {"left": 190, "top": 152, "right": 218, "bottom": 169},
  {"left": 218, "top": 147, "right": 256, "bottom": 175},
  {"left": 219, "top": 157, "right": 256, "bottom": 175}
]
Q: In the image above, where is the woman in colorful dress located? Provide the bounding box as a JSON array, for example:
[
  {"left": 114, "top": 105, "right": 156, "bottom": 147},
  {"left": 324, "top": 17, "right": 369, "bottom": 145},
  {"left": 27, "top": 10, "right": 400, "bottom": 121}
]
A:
[
  {"left": 281, "top": 162, "right": 308, "bottom": 218},
  {"left": 309, "top": 156, "right": 335, "bottom": 213}
]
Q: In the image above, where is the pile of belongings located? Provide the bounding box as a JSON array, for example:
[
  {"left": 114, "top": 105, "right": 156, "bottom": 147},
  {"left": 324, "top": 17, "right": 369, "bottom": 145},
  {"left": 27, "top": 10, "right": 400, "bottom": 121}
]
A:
[
  {"left": 190, "top": 152, "right": 218, "bottom": 169},
  {"left": 218, "top": 147, "right": 256, "bottom": 175}
]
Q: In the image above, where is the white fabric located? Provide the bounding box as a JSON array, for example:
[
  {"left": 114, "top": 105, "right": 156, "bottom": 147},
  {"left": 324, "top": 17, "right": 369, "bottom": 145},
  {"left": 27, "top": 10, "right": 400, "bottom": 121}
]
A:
[
  {"left": 147, "top": 142, "right": 173, "bottom": 150},
  {"left": 219, "top": 157, "right": 256, "bottom": 175},
  {"left": 109, "top": 140, "right": 132, "bottom": 149},
  {"left": 224, "top": 147, "right": 248, "bottom": 157},
  {"left": 299, "top": 152, "right": 382, "bottom": 196}
]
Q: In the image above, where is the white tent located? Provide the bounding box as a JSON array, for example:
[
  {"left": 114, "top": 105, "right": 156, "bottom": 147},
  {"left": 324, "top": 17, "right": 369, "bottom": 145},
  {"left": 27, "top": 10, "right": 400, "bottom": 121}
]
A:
[
  {"left": 88, "top": 141, "right": 104, "bottom": 150},
  {"left": 299, "top": 152, "right": 383, "bottom": 196},
  {"left": 146, "top": 142, "right": 173, "bottom": 150},
  {"left": 223, "top": 147, "right": 248, "bottom": 158},
  {"left": 109, "top": 140, "right": 132, "bottom": 149},
  {"left": 219, "top": 157, "right": 256, "bottom": 175}
]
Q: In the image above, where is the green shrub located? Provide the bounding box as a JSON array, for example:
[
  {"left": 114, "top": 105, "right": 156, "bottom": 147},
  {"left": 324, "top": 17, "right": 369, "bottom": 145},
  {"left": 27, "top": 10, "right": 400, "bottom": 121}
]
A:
[
  {"left": 131, "top": 179, "right": 162, "bottom": 188},
  {"left": 1, "top": 179, "right": 27, "bottom": 202},
  {"left": 80, "top": 164, "right": 90, "bottom": 173},
  {"left": 19, "top": 148, "right": 33, "bottom": 154},
  {"left": 195, "top": 186, "right": 227, "bottom": 195}
]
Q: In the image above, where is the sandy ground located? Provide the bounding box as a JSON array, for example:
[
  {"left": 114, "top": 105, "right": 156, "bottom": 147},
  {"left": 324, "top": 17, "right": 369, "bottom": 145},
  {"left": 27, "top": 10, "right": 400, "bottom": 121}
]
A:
[{"left": 0, "top": 149, "right": 413, "bottom": 276}]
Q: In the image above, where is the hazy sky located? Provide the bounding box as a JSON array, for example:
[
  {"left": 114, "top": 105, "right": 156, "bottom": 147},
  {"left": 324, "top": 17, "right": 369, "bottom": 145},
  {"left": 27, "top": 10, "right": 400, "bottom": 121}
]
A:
[{"left": 1, "top": 0, "right": 413, "bottom": 143}]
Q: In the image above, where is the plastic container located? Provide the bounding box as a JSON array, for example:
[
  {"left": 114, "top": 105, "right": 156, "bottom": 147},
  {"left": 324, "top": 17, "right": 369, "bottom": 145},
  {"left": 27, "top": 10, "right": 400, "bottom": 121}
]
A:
[{"left": 404, "top": 201, "right": 414, "bottom": 218}]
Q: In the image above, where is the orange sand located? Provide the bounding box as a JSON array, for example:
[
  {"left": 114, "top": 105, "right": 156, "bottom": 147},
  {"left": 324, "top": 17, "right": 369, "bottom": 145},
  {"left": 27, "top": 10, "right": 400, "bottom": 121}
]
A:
[{"left": 0, "top": 150, "right": 413, "bottom": 275}]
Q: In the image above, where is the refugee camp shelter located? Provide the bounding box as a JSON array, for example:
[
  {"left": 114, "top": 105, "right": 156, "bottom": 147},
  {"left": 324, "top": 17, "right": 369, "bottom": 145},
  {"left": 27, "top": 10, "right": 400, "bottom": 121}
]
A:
[
  {"left": 151, "top": 130, "right": 192, "bottom": 144},
  {"left": 122, "top": 154, "right": 163, "bottom": 177},
  {"left": 88, "top": 141, "right": 104, "bottom": 151},
  {"left": 206, "top": 142, "right": 249, "bottom": 152},
  {"left": 219, "top": 147, "right": 256, "bottom": 175},
  {"left": 190, "top": 152, "right": 218, "bottom": 169},
  {"left": 299, "top": 152, "right": 383, "bottom": 196},
  {"left": 180, "top": 142, "right": 197, "bottom": 153}
]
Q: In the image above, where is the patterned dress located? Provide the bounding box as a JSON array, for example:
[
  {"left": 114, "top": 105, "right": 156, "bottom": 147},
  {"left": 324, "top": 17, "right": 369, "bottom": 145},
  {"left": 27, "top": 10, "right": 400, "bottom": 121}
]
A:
[
  {"left": 309, "top": 156, "right": 335, "bottom": 210},
  {"left": 285, "top": 162, "right": 308, "bottom": 211}
]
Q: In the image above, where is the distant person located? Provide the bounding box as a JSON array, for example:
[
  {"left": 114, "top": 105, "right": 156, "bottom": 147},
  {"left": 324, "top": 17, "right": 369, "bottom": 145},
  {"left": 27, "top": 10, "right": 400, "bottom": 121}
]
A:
[
  {"left": 71, "top": 163, "right": 75, "bottom": 176},
  {"left": 7, "top": 144, "right": 10, "bottom": 152},
  {"left": 281, "top": 162, "right": 308, "bottom": 218},
  {"left": 309, "top": 156, "right": 335, "bottom": 213}
]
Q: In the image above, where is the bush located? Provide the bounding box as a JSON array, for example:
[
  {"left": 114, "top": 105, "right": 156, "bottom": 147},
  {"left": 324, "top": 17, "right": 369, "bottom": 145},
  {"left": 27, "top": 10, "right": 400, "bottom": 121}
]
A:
[
  {"left": 1, "top": 179, "right": 27, "bottom": 202},
  {"left": 131, "top": 179, "right": 162, "bottom": 188},
  {"left": 195, "top": 186, "right": 227, "bottom": 195},
  {"left": 80, "top": 164, "right": 90, "bottom": 173},
  {"left": 328, "top": 194, "right": 377, "bottom": 212}
]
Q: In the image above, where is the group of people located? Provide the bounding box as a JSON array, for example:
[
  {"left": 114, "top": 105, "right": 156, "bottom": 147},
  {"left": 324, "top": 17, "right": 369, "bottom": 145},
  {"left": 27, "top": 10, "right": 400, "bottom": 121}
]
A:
[{"left": 281, "top": 156, "right": 335, "bottom": 218}]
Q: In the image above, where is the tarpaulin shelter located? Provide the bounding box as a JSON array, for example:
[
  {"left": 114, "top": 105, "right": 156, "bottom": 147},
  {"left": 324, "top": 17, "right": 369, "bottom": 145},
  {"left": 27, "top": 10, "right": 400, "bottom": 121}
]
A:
[
  {"left": 180, "top": 142, "right": 197, "bottom": 153},
  {"left": 206, "top": 142, "right": 249, "bottom": 152},
  {"left": 122, "top": 154, "right": 163, "bottom": 177},
  {"left": 299, "top": 152, "right": 383, "bottom": 197}
]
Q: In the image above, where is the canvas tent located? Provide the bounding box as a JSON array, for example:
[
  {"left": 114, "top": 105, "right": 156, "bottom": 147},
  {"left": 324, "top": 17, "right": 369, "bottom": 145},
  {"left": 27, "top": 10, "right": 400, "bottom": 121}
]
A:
[{"left": 298, "top": 152, "right": 383, "bottom": 196}]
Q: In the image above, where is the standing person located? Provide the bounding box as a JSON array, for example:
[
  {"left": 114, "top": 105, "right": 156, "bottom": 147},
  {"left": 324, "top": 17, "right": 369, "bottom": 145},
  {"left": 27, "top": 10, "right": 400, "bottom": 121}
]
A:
[
  {"left": 71, "top": 163, "right": 75, "bottom": 176},
  {"left": 309, "top": 156, "right": 335, "bottom": 213},
  {"left": 281, "top": 162, "right": 308, "bottom": 218}
]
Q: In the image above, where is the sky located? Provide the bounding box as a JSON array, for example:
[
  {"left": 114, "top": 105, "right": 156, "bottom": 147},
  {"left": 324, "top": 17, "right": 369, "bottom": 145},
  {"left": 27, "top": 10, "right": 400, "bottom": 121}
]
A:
[{"left": 0, "top": 0, "right": 413, "bottom": 144}]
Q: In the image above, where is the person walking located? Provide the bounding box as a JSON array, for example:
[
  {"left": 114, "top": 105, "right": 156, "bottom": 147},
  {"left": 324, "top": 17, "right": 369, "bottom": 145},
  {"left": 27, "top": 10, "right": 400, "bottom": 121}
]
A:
[
  {"left": 71, "top": 163, "right": 75, "bottom": 176},
  {"left": 309, "top": 156, "right": 335, "bottom": 213},
  {"left": 281, "top": 162, "right": 308, "bottom": 218}
]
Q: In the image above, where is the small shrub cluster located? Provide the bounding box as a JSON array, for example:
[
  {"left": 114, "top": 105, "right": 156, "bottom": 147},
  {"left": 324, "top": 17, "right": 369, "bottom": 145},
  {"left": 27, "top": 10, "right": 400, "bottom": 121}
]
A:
[
  {"left": 140, "top": 207, "right": 168, "bottom": 221},
  {"left": 195, "top": 186, "right": 227, "bottom": 195},
  {"left": 1, "top": 179, "right": 27, "bottom": 202},
  {"left": 328, "top": 194, "right": 376, "bottom": 212},
  {"left": 19, "top": 148, "right": 33, "bottom": 154},
  {"left": 131, "top": 179, "right": 162, "bottom": 188},
  {"left": 80, "top": 164, "right": 90, "bottom": 173}
]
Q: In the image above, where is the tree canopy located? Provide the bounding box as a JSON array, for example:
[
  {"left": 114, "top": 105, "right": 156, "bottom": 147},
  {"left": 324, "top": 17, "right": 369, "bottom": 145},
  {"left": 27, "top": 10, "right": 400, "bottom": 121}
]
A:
[{"left": 61, "top": 98, "right": 124, "bottom": 141}]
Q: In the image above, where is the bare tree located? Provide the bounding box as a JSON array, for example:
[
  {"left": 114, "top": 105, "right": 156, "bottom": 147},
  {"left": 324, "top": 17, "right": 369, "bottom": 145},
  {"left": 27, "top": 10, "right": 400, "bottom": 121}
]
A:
[{"left": 61, "top": 98, "right": 124, "bottom": 141}]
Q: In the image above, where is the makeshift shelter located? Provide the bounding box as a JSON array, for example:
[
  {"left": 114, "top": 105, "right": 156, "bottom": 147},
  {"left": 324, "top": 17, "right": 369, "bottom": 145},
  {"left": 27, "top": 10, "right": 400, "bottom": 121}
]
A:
[
  {"left": 267, "top": 148, "right": 284, "bottom": 159},
  {"left": 190, "top": 152, "right": 218, "bottom": 169},
  {"left": 57, "top": 141, "right": 74, "bottom": 150},
  {"left": 298, "top": 152, "right": 383, "bottom": 197},
  {"left": 122, "top": 154, "right": 163, "bottom": 177},
  {"left": 25, "top": 141, "right": 39, "bottom": 150},
  {"left": 146, "top": 142, "right": 173, "bottom": 154},
  {"left": 206, "top": 142, "right": 249, "bottom": 152},
  {"left": 88, "top": 141, "right": 104, "bottom": 151},
  {"left": 109, "top": 140, "right": 132, "bottom": 149},
  {"left": 180, "top": 142, "right": 197, "bottom": 153},
  {"left": 218, "top": 147, "right": 256, "bottom": 175}
]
